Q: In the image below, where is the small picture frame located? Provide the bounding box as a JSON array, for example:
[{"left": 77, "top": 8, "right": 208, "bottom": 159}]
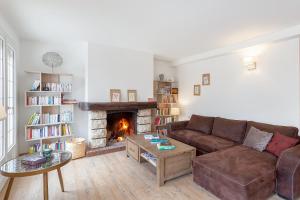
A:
[
  {"left": 127, "top": 90, "right": 137, "bottom": 102},
  {"left": 171, "top": 88, "right": 178, "bottom": 94},
  {"left": 194, "top": 85, "right": 201, "bottom": 96},
  {"left": 202, "top": 73, "right": 210, "bottom": 86},
  {"left": 110, "top": 89, "right": 121, "bottom": 102}
]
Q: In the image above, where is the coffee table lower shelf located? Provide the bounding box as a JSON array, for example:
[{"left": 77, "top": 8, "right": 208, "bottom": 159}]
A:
[{"left": 126, "top": 136, "right": 196, "bottom": 186}]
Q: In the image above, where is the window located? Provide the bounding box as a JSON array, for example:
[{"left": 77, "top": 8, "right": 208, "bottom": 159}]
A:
[
  {"left": 6, "top": 45, "right": 15, "bottom": 149},
  {"left": 0, "top": 38, "right": 4, "bottom": 159},
  {"left": 0, "top": 36, "right": 16, "bottom": 161}
]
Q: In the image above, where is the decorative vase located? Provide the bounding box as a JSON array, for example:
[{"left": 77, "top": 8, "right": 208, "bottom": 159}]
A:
[
  {"left": 42, "top": 148, "right": 53, "bottom": 161},
  {"left": 159, "top": 74, "right": 164, "bottom": 81}
]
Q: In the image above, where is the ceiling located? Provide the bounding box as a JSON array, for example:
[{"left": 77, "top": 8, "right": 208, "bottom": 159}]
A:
[{"left": 1, "top": 0, "right": 300, "bottom": 59}]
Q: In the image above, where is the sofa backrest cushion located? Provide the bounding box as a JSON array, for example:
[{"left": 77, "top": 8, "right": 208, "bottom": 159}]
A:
[
  {"left": 186, "top": 114, "right": 215, "bottom": 134},
  {"left": 246, "top": 121, "right": 298, "bottom": 138},
  {"left": 212, "top": 117, "right": 247, "bottom": 143},
  {"left": 243, "top": 127, "right": 273, "bottom": 152}
]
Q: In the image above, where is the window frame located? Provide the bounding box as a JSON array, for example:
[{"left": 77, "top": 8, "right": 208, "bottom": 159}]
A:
[
  {"left": 6, "top": 44, "right": 16, "bottom": 151},
  {"left": 0, "top": 35, "right": 17, "bottom": 162},
  {"left": 0, "top": 35, "right": 5, "bottom": 161}
]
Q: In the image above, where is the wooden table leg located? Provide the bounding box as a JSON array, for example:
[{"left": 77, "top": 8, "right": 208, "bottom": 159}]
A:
[
  {"left": 43, "top": 173, "right": 48, "bottom": 200},
  {"left": 4, "top": 178, "right": 14, "bottom": 200},
  {"left": 157, "top": 157, "right": 165, "bottom": 186},
  {"left": 57, "top": 168, "right": 64, "bottom": 192}
]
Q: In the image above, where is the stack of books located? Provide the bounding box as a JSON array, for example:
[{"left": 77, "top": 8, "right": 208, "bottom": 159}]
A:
[
  {"left": 157, "top": 142, "right": 176, "bottom": 150},
  {"left": 147, "top": 137, "right": 176, "bottom": 150},
  {"left": 150, "top": 138, "right": 169, "bottom": 144},
  {"left": 21, "top": 154, "right": 46, "bottom": 166}
]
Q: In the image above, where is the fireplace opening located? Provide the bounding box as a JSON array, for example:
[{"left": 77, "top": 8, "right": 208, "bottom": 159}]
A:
[{"left": 106, "top": 111, "right": 136, "bottom": 145}]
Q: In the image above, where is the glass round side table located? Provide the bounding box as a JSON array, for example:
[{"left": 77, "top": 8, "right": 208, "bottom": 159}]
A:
[{"left": 0, "top": 151, "right": 72, "bottom": 200}]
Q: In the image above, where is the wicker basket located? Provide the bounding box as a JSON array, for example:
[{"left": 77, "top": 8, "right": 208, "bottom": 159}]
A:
[{"left": 66, "top": 138, "right": 86, "bottom": 159}]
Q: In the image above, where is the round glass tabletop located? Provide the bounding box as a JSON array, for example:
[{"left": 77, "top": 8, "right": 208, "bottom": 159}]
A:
[{"left": 0, "top": 151, "right": 72, "bottom": 177}]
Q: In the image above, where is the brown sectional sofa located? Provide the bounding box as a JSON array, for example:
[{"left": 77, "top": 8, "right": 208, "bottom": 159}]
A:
[{"left": 167, "top": 115, "right": 299, "bottom": 200}]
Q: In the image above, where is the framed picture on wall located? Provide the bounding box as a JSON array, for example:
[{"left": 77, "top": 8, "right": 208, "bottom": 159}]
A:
[
  {"left": 110, "top": 89, "right": 121, "bottom": 102},
  {"left": 194, "top": 85, "right": 201, "bottom": 96},
  {"left": 127, "top": 90, "right": 137, "bottom": 102},
  {"left": 202, "top": 73, "right": 210, "bottom": 86}
]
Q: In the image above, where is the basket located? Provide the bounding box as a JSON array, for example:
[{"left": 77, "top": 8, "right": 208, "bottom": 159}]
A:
[{"left": 66, "top": 138, "right": 86, "bottom": 159}]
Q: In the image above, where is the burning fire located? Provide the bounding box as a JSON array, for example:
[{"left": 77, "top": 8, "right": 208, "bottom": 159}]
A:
[
  {"left": 117, "top": 136, "right": 124, "bottom": 142},
  {"left": 118, "top": 118, "right": 129, "bottom": 132}
]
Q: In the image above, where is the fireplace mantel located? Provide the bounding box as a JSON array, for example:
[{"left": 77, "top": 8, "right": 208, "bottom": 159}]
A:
[{"left": 78, "top": 102, "right": 157, "bottom": 111}]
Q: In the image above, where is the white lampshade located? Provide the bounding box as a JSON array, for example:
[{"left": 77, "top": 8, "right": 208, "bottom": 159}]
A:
[
  {"left": 0, "top": 105, "right": 6, "bottom": 120},
  {"left": 170, "top": 107, "right": 180, "bottom": 116}
]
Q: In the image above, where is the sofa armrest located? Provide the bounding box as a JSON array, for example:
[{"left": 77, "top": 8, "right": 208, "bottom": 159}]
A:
[
  {"left": 276, "top": 144, "right": 300, "bottom": 200},
  {"left": 167, "top": 120, "right": 189, "bottom": 133}
]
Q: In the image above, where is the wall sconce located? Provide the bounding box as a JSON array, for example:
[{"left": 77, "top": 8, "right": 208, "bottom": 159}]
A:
[{"left": 243, "top": 57, "right": 256, "bottom": 70}]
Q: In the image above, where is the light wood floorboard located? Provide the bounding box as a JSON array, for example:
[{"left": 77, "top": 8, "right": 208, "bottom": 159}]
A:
[{"left": 1, "top": 151, "right": 285, "bottom": 200}]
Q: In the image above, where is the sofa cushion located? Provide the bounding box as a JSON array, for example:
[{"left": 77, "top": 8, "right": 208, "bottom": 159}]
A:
[
  {"left": 186, "top": 114, "right": 215, "bottom": 134},
  {"left": 246, "top": 121, "right": 298, "bottom": 138},
  {"left": 168, "top": 129, "right": 206, "bottom": 145},
  {"left": 266, "top": 132, "right": 299, "bottom": 157},
  {"left": 190, "top": 135, "right": 235, "bottom": 153},
  {"left": 212, "top": 117, "right": 247, "bottom": 143},
  {"left": 243, "top": 127, "right": 273, "bottom": 152},
  {"left": 193, "top": 145, "right": 276, "bottom": 200}
]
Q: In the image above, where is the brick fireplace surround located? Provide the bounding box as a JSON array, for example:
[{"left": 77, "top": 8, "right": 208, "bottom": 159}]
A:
[{"left": 79, "top": 102, "right": 157, "bottom": 156}]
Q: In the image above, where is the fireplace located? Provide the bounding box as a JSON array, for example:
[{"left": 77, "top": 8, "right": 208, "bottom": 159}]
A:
[
  {"left": 106, "top": 111, "right": 137, "bottom": 144},
  {"left": 78, "top": 102, "right": 157, "bottom": 156}
]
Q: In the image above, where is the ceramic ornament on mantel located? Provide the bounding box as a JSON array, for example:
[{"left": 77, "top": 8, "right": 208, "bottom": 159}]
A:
[{"left": 42, "top": 52, "right": 63, "bottom": 73}]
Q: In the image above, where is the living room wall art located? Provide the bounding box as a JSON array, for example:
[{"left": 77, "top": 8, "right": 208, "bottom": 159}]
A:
[
  {"left": 127, "top": 90, "right": 137, "bottom": 102},
  {"left": 110, "top": 89, "right": 121, "bottom": 102},
  {"left": 194, "top": 85, "right": 201, "bottom": 96},
  {"left": 202, "top": 73, "right": 211, "bottom": 85}
]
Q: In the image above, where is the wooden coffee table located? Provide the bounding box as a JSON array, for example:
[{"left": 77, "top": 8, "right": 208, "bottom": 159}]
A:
[{"left": 126, "top": 134, "right": 196, "bottom": 186}]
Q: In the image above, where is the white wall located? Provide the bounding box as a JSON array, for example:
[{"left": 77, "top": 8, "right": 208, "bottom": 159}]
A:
[
  {"left": 18, "top": 41, "right": 155, "bottom": 153},
  {"left": 178, "top": 38, "right": 300, "bottom": 127},
  {"left": 153, "top": 59, "right": 177, "bottom": 81},
  {"left": 86, "top": 43, "right": 153, "bottom": 102},
  {"left": 18, "top": 40, "right": 87, "bottom": 153}
]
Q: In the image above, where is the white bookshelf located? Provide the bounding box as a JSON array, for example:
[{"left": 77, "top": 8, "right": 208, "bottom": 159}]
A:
[{"left": 24, "top": 71, "right": 74, "bottom": 147}]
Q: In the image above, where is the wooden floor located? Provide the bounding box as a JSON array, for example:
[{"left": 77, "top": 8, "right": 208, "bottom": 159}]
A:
[{"left": 2, "top": 151, "right": 284, "bottom": 200}]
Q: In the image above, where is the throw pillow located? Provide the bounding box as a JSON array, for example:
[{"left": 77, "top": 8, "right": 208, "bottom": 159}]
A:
[
  {"left": 266, "top": 132, "right": 299, "bottom": 157},
  {"left": 243, "top": 127, "right": 273, "bottom": 152}
]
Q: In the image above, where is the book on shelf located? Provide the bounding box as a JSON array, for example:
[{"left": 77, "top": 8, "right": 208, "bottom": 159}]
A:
[
  {"left": 157, "top": 86, "right": 171, "bottom": 95},
  {"left": 21, "top": 154, "right": 46, "bottom": 166},
  {"left": 27, "top": 112, "right": 72, "bottom": 125},
  {"left": 60, "top": 111, "right": 72, "bottom": 122},
  {"left": 42, "top": 82, "right": 72, "bottom": 92},
  {"left": 161, "top": 95, "right": 177, "bottom": 103},
  {"left": 27, "top": 125, "right": 65, "bottom": 140},
  {"left": 27, "top": 95, "right": 61, "bottom": 106},
  {"left": 140, "top": 152, "right": 157, "bottom": 166},
  {"left": 27, "top": 113, "right": 40, "bottom": 125},
  {"left": 61, "top": 124, "right": 71, "bottom": 136}
]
